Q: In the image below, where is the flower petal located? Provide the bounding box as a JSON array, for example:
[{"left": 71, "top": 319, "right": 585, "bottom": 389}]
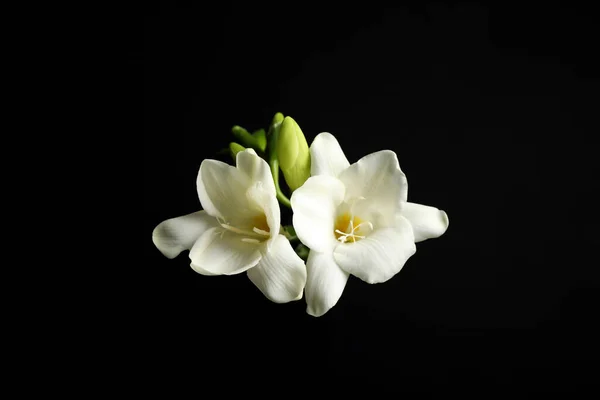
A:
[
  {"left": 189, "top": 227, "right": 262, "bottom": 275},
  {"left": 196, "top": 159, "right": 253, "bottom": 220},
  {"left": 236, "top": 149, "right": 276, "bottom": 196},
  {"left": 152, "top": 211, "right": 219, "bottom": 259},
  {"left": 309, "top": 132, "right": 351, "bottom": 177},
  {"left": 304, "top": 250, "right": 350, "bottom": 317},
  {"left": 402, "top": 202, "right": 449, "bottom": 243},
  {"left": 247, "top": 234, "right": 307, "bottom": 303},
  {"left": 337, "top": 150, "right": 408, "bottom": 226},
  {"left": 246, "top": 182, "right": 280, "bottom": 242},
  {"left": 333, "top": 215, "right": 416, "bottom": 284},
  {"left": 291, "top": 175, "right": 345, "bottom": 253}
]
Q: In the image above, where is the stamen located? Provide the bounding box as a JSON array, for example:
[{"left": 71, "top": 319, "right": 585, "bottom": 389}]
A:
[
  {"left": 353, "top": 221, "right": 374, "bottom": 233},
  {"left": 335, "top": 228, "right": 366, "bottom": 243},
  {"left": 335, "top": 229, "right": 348, "bottom": 236},
  {"left": 216, "top": 215, "right": 270, "bottom": 241},
  {"left": 252, "top": 227, "right": 270, "bottom": 236},
  {"left": 220, "top": 222, "right": 251, "bottom": 236},
  {"left": 334, "top": 207, "right": 373, "bottom": 244}
]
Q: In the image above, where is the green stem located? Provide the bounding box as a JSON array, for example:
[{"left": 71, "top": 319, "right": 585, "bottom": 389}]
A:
[
  {"left": 273, "top": 161, "right": 292, "bottom": 208},
  {"left": 295, "top": 243, "right": 309, "bottom": 261},
  {"left": 281, "top": 224, "right": 298, "bottom": 242},
  {"left": 267, "top": 119, "right": 292, "bottom": 209},
  {"left": 282, "top": 230, "right": 298, "bottom": 242}
]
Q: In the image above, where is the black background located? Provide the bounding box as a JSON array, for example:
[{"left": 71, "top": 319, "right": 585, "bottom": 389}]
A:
[{"left": 143, "top": 2, "right": 598, "bottom": 393}]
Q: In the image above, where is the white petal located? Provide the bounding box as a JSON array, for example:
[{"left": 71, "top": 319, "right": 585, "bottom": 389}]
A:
[
  {"left": 189, "top": 227, "right": 262, "bottom": 275},
  {"left": 337, "top": 150, "right": 408, "bottom": 225},
  {"left": 196, "top": 159, "right": 254, "bottom": 220},
  {"left": 152, "top": 211, "right": 219, "bottom": 259},
  {"left": 402, "top": 202, "right": 449, "bottom": 243},
  {"left": 290, "top": 175, "right": 345, "bottom": 253},
  {"left": 247, "top": 234, "right": 307, "bottom": 303},
  {"left": 333, "top": 215, "right": 416, "bottom": 284},
  {"left": 236, "top": 149, "right": 276, "bottom": 197},
  {"left": 309, "top": 132, "right": 351, "bottom": 177},
  {"left": 304, "top": 250, "right": 349, "bottom": 317},
  {"left": 246, "top": 182, "right": 280, "bottom": 242}
]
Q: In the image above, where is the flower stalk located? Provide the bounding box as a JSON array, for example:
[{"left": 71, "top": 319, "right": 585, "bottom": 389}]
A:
[{"left": 266, "top": 112, "right": 292, "bottom": 208}]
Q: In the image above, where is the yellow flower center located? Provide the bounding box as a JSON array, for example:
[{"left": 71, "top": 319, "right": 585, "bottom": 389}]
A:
[
  {"left": 334, "top": 212, "right": 373, "bottom": 243},
  {"left": 252, "top": 214, "right": 270, "bottom": 234}
]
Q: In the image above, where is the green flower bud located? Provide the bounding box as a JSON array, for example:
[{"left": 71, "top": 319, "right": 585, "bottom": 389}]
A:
[
  {"left": 229, "top": 142, "right": 246, "bottom": 158},
  {"left": 267, "top": 113, "right": 284, "bottom": 139},
  {"left": 231, "top": 126, "right": 266, "bottom": 153},
  {"left": 252, "top": 129, "right": 267, "bottom": 153},
  {"left": 276, "top": 116, "right": 311, "bottom": 191},
  {"left": 271, "top": 112, "right": 284, "bottom": 126},
  {"left": 231, "top": 125, "right": 252, "bottom": 142}
]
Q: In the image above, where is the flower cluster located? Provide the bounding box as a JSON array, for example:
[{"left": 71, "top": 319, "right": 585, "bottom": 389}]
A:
[{"left": 152, "top": 113, "right": 449, "bottom": 316}]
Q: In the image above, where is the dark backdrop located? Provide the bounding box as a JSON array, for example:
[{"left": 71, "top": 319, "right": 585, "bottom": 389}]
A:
[{"left": 143, "top": 2, "right": 598, "bottom": 394}]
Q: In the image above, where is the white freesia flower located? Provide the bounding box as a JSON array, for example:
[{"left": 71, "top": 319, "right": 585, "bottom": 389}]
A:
[
  {"left": 152, "top": 149, "right": 307, "bottom": 303},
  {"left": 291, "top": 133, "right": 449, "bottom": 316}
]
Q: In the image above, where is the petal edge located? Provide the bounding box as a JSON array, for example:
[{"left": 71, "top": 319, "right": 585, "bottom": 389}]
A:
[
  {"left": 402, "top": 202, "right": 449, "bottom": 242},
  {"left": 152, "top": 211, "right": 218, "bottom": 259},
  {"left": 305, "top": 250, "right": 349, "bottom": 317},
  {"left": 291, "top": 175, "right": 345, "bottom": 253},
  {"left": 189, "top": 227, "right": 262, "bottom": 275},
  {"left": 309, "top": 132, "right": 351, "bottom": 177},
  {"left": 247, "top": 235, "right": 307, "bottom": 303},
  {"left": 333, "top": 215, "right": 416, "bottom": 284}
]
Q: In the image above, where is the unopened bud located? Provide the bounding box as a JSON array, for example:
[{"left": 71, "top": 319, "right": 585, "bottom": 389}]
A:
[
  {"left": 276, "top": 116, "right": 310, "bottom": 191},
  {"left": 229, "top": 142, "right": 246, "bottom": 158}
]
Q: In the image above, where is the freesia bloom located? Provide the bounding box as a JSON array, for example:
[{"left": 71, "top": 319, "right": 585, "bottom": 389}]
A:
[
  {"left": 291, "top": 133, "right": 449, "bottom": 316},
  {"left": 152, "top": 149, "right": 307, "bottom": 303}
]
